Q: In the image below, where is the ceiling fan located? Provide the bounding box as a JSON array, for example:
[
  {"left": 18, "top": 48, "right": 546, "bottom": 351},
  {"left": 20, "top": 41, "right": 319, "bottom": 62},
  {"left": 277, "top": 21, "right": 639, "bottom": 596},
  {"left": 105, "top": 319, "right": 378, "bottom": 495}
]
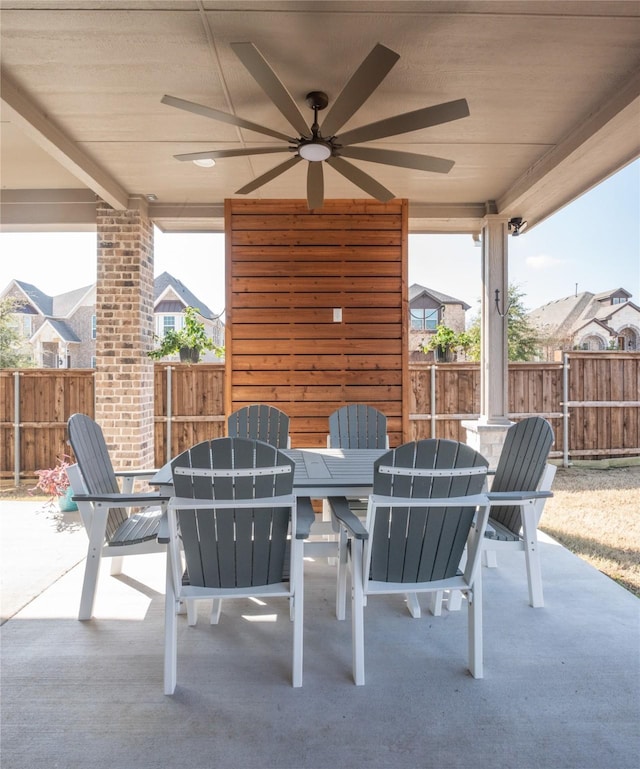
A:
[{"left": 162, "top": 42, "right": 470, "bottom": 210}]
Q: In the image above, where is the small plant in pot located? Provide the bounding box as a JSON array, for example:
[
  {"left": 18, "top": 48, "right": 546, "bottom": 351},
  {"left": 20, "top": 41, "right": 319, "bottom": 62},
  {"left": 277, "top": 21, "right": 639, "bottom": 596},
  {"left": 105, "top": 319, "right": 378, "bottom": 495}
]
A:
[
  {"left": 422, "top": 323, "right": 460, "bottom": 362},
  {"left": 30, "top": 455, "right": 77, "bottom": 512},
  {"left": 147, "top": 306, "right": 223, "bottom": 364}
]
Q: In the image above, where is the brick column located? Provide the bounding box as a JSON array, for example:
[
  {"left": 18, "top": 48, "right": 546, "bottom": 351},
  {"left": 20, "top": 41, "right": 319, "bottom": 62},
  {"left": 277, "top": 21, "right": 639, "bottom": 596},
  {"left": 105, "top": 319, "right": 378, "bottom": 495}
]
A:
[{"left": 95, "top": 198, "right": 155, "bottom": 470}]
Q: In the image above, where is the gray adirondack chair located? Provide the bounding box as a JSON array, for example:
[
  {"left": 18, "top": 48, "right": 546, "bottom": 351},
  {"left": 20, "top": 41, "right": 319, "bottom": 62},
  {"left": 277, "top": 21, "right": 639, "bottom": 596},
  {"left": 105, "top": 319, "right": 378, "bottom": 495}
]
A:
[
  {"left": 228, "top": 404, "right": 291, "bottom": 448},
  {"left": 67, "top": 413, "right": 168, "bottom": 620},
  {"left": 163, "top": 437, "right": 313, "bottom": 693},
  {"left": 328, "top": 404, "right": 389, "bottom": 450},
  {"left": 484, "top": 416, "right": 555, "bottom": 607},
  {"left": 331, "top": 439, "right": 490, "bottom": 685},
  {"left": 325, "top": 405, "right": 389, "bottom": 619}
]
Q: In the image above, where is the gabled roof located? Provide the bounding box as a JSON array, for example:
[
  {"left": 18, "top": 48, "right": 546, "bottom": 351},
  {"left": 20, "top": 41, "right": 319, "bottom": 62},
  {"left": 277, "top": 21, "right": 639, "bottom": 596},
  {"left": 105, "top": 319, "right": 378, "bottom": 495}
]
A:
[
  {"left": 572, "top": 317, "right": 616, "bottom": 337},
  {"left": 154, "top": 272, "right": 217, "bottom": 320},
  {"left": 528, "top": 287, "right": 638, "bottom": 337},
  {"left": 51, "top": 285, "right": 94, "bottom": 317},
  {"left": 409, "top": 283, "right": 470, "bottom": 311},
  {"left": 13, "top": 280, "right": 52, "bottom": 315},
  {"left": 30, "top": 319, "right": 81, "bottom": 344}
]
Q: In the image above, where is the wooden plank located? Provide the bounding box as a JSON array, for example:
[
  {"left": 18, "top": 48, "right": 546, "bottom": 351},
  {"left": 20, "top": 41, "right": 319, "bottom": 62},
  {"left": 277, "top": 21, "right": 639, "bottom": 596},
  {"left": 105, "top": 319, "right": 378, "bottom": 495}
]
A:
[
  {"left": 232, "top": 323, "right": 401, "bottom": 340},
  {"left": 231, "top": 276, "right": 402, "bottom": 293},
  {"left": 230, "top": 214, "right": 403, "bottom": 230},
  {"left": 231, "top": 230, "right": 402, "bottom": 246}
]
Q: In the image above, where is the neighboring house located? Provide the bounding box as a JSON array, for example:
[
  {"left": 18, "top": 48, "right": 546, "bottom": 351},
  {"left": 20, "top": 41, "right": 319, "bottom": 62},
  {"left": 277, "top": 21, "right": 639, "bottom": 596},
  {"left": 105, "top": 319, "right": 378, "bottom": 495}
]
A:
[
  {"left": 528, "top": 287, "right": 640, "bottom": 360},
  {"left": 409, "top": 283, "right": 470, "bottom": 361},
  {"left": 1, "top": 272, "right": 224, "bottom": 368}
]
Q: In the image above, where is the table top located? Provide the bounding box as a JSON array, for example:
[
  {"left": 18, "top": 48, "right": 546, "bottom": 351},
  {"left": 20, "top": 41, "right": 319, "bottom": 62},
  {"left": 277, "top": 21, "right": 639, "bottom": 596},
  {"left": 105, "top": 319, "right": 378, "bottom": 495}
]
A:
[{"left": 151, "top": 447, "right": 387, "bottom": 498}]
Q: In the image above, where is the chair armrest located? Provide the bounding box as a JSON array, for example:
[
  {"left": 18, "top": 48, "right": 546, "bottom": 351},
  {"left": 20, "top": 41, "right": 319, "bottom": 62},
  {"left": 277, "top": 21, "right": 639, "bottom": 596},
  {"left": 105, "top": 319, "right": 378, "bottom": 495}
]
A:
[
  {"left": 157, "top": 512, "right": 170, "bottom": 544},
  {"left": 71, "top": 492, "right": 170, "bottom": 506},
  {"left": 295, "top": 496, "right": 316, "bottom": 540},
  {"left": 328, "top": 496, "right": 368, "bottom": 540},
  {"left": 115, "top": 469, "right": 159, "bottom": 479},
  {"left": 488, "top": 490, "right": 553, "bottom": 503}
]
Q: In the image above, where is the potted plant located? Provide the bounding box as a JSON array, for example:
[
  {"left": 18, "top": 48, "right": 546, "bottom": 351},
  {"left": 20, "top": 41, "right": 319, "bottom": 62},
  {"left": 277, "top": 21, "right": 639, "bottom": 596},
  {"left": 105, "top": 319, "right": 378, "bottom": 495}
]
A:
[
  {"left": 30, "top": 455, "right": 77, "bottom": 512},
  {"left": 422, "top": 323, "right": 460, "bottom": 362},
  {"left": 147, "top": 306, "right": 223, "bottom": 364}
]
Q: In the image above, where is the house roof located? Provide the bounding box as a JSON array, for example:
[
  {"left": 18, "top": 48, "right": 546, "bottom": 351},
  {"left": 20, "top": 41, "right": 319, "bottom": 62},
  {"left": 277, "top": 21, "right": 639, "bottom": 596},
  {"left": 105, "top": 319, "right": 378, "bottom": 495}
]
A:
[
  {"left": 13, "top": 280, "right": 52, "bottom": 315},
  {"left": 528, "top": 287, "right": 638, "bottom": 336},
  {"left": 30, "top": 318, "right": 81, "bottom": 344},
  {"left": 409, "top": 283, "right": 471, "bottom": 311},
  {"left": 154, "top": 271, "right": 217, "bottom": 320}
]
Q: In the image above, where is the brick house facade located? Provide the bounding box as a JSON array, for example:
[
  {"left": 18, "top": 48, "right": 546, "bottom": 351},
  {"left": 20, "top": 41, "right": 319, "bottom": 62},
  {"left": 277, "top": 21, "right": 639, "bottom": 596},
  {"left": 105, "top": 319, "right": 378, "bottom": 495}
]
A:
[{"left": 1, "top": 272, "right": 224, "bottom": 368}]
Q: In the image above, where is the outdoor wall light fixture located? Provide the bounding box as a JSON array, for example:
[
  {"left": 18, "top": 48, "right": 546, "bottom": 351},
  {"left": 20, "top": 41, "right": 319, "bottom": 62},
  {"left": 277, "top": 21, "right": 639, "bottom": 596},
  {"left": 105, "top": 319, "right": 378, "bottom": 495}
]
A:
[{"left": 508, "top": 217, "right": 526, "bottom": 236}]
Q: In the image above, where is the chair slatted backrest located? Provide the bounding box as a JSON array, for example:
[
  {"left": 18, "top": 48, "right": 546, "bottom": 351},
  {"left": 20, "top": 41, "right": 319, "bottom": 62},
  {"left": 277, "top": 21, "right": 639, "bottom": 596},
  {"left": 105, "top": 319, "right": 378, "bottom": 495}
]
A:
[
  {"left": 329, "top": 405, "right": 388, "bottom": 449},
  {"left": 170, "top": 437, "right": 294, "bottom": 589},
  {"left": 490, "top": 417, "right": 554, "bottom": 535},
  {"left": 369, "top": 439, "right": 488, "bottom": 583},
  {"left": 228, "top": 405, "right": 290, "bottom": 449},
  {"left": 68, "top": 413, "right": 128, "bottom": 539}
]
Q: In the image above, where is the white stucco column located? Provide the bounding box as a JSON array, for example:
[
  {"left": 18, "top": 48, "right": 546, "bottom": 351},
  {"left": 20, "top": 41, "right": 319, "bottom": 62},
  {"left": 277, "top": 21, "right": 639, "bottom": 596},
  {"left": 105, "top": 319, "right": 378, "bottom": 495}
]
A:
[{"left": 463, "top": 211, "right": 512, "bottom": 467}]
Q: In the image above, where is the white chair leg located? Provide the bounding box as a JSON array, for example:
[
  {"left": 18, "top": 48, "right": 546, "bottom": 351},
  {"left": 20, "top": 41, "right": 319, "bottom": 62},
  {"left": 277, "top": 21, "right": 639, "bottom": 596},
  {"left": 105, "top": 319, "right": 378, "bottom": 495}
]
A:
[
  {"left": 350, "top": 540, "right": 365, "bottom": 685},
  {"left": 468, "top": 576, "right": 483, "bottom": 679},
  {"left": 292, "top": 550, "right": 304, "bottom": 688},
  {"left": 428, "top": 591, "right": 444, "bottom": 616},
  {"left": 78, "top": 541, "right": 104, "bottom": 620},
  {"left": 405, "top": 592, "right": 421, "bottom": 618},
  {"left": 336, "top": 528, "right": 348, "bottom": 620},
  {"left": 522, "top": 503, "right": 544, "bottom": 608},
  {"left": 447, "top": 589, "right": 463, "bottom": 612},
  {"left": 164, "top": 562, "right": 178, "bottom": 695},
  {"left": 210, "top": 599, "right": 222, "bottom": 625},
  {"left": 109, "top": 556, "right": 124, "bottom": 576}
]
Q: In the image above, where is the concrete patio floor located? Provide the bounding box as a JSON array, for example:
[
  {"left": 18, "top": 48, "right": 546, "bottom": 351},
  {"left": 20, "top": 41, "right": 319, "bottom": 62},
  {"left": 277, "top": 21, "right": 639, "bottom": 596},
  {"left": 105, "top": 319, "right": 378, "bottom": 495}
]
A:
[{"left": 1, "top": 500, "right": 638, "bottom": 769}]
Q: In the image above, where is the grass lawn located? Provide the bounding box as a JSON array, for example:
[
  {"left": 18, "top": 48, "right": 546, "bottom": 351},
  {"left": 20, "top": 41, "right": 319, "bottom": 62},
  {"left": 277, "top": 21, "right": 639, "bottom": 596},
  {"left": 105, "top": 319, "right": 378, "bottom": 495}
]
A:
[{"left": 541, "top": 464, "right": 640, "bottom": 597}]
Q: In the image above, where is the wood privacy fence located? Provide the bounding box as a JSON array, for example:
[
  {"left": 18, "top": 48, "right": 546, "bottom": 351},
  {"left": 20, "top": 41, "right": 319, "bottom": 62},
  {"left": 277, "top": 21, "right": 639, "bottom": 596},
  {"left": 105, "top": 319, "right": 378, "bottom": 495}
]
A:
[{"left": 2, "top": 352, "right": 638, "bottom": 483}]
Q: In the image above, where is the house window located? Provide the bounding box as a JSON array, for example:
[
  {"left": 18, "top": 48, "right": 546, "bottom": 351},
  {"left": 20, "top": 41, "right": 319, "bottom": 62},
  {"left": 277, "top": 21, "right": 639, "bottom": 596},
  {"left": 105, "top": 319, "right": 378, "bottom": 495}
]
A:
[
  {"left": 612, "top": 297, "right": 627, "bottom": 304},
  {"left": 91, "top": 314, "right": 97, "bottom": 339},
  {"left": 90, "top": 356, "right": 97, "bottom": 368},
  {"left": 410, "top": 308, "right": 439, "bottom": 331},
  {"left": 163, "top": 315, "right": 176, "bottom": 334}
]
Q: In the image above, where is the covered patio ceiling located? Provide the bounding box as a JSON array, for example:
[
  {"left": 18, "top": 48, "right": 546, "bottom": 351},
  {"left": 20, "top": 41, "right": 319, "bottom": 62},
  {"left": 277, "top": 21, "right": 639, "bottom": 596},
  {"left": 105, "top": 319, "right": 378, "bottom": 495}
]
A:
[{"left": 1, "top": 0, "right": 639, "bottom": 235}]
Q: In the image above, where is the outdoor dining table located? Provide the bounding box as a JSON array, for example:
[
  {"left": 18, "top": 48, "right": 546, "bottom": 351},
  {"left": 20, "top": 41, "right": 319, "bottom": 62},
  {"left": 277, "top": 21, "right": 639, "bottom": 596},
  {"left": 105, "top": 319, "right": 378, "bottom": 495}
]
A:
[{"left": 150, "top": 447, "right": 388, "bottom": 500}]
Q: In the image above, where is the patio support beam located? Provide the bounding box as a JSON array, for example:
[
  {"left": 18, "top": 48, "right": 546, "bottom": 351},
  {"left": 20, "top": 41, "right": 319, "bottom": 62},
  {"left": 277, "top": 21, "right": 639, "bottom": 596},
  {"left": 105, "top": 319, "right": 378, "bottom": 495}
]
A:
[
  {"left": 0, "top": 73, "right": 129, "bottom": 211},
  {"left": 94, "top": 198, "right": 155, "bottom": 470},
  {"left": 463, "top": 211, "right": 511, "bottom": 467}
]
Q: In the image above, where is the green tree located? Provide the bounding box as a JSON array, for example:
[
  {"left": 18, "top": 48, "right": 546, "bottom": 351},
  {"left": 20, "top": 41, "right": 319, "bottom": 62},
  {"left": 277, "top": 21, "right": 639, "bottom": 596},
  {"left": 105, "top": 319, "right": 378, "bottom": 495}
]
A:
[
  {"left": 0, "top": 296, "right": 35, "bottom": 369},
  {"left": 465, "top": 284, "right": 540, "bottom": 362}
]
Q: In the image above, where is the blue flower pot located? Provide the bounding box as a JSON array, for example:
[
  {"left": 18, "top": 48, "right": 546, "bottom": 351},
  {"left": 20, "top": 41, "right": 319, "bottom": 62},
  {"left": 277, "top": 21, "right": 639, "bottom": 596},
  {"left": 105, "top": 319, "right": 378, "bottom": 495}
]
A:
[{"left": 58, "top": 487, "right": 78, "bottom": 512}]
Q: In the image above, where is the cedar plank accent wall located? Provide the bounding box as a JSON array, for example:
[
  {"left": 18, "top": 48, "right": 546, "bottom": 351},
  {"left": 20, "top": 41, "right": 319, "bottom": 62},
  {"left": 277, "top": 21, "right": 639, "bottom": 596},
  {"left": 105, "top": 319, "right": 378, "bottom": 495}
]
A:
[{"left": 225, "top": 199, "right": 409, "bottom": 447}]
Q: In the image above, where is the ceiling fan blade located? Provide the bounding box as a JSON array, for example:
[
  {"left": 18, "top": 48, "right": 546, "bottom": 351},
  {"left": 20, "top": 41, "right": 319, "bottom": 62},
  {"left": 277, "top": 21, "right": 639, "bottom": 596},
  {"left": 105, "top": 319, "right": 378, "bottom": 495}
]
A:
[
  {"left": 307, "top": 162, "right": 324, "bottom": 210},
  {"left": 235, "top": 155, "right": 302, "bottom": 195},
  {"left": 337, "top": 98, "right": 470, "bottom": 146},
  {"left": 161, "top": 94, "right": 293, "bottom": 143},
  {"left": 175, "top": 147, "right": 291, "bottom": 162},
  {"left": 326, "top": 156, "right": 395, "bottom": 202},
  {"left": 231, "top": 42, "right": 310, "bottom": 138},
  {"left": 320, "top": 43, "right": 399, "bottom": 138},
  {"left": 338, "top": 146, "right": 454, "bottom": 174}
]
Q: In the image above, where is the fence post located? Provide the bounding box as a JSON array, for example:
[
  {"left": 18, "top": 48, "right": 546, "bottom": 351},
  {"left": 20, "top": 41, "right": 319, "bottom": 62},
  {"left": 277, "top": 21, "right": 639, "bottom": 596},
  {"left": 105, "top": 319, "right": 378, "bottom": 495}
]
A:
[
  {"left": 13, "top": 371, "right": 20, "bottom": 486},
  {"left": 166, "top": 365, "right": 172, "bottom": 464},
  {"left": 563, "top": 353, "right": 570, "bottom": 467},
  {"left": 430, "top": 364, "right": 437, "bottom": 439}
]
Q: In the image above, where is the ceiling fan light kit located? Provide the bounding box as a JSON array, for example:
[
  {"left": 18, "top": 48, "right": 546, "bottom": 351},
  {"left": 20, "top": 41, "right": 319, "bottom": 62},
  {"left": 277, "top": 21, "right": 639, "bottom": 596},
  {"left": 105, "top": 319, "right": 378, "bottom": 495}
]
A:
[{"left": 163, "top": 42, "right": 470, "bottom": 209}]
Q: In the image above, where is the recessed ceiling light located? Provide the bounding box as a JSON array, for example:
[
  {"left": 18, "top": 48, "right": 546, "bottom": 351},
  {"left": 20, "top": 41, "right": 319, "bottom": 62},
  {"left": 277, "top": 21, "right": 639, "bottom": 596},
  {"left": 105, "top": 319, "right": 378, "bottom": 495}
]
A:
[
  {"left": 145, "top": 193, "right": 158, "bottom": 202},
  {"left": 193, "top": 158, "right": 216, "bottom": 168}
]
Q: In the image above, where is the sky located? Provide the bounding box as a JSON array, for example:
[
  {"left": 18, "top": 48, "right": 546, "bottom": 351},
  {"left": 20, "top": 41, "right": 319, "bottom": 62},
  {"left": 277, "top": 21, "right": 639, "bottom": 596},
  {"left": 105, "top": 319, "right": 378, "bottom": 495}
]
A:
[{"left": 1, "top": 159, "right": 638, "bottom": 322}]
